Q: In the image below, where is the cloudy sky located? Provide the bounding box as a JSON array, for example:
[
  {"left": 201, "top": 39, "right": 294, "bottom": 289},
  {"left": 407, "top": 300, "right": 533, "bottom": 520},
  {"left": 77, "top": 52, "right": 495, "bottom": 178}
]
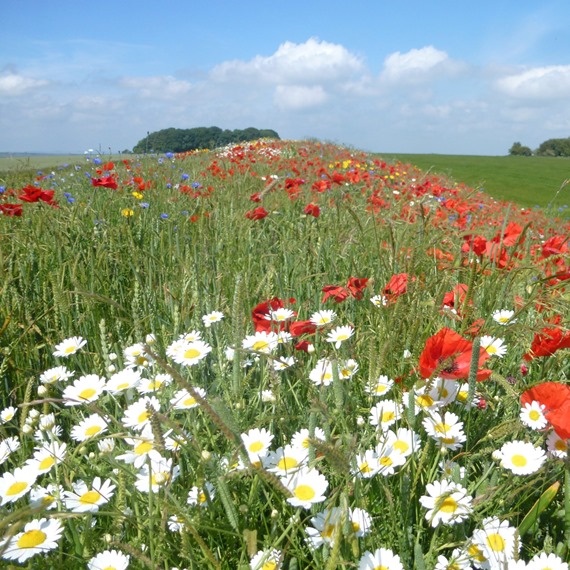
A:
[{"left": 2, "top": 0, "right": 570, "bottom": 155}]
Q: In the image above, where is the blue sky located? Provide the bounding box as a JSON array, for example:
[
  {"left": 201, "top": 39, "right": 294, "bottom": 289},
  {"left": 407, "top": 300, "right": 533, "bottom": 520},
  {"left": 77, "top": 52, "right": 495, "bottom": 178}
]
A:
[{"left": 2, "top": 0, "right": 570, "bottom": 154}]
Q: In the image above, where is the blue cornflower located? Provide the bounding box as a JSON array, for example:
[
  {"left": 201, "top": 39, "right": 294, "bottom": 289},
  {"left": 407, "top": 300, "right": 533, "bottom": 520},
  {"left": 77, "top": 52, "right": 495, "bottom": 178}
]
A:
[
  {"left": 140, "top": 202, "right": 150, "bottom": 209},
  {"left": 191, "top": 182, "right": 202, "bottom": 189},
  {"left": 93, "top": 157, "right": 102, "bottom": 165},
  {"left": 165, "top": 152, "right": 174, "bottom": 159},
  {"left": 181, "top": 173, "right": 189, "bottom": 180},
  {"left": 166, "top": 183, "right": 172, "bottom": 189},
  {"left": 160, "top": 213, "right": 169, "bottom": 219},
  {"left": 67, "top": 197, "right": 76, "bottom": 203}
]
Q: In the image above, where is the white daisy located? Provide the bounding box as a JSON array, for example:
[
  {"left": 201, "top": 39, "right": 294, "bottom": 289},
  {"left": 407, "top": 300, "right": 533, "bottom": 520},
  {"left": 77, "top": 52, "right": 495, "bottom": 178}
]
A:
[
  {"left": 338, "top": 358, "right": 359, "bottom": 379},
  {"left": 0, "top": 517, "right": 63, "bottom": 563},
  {"left": 546, "top": 430, "right": 568, "bottom": 459},
  {"left": 366, "top": 375, "right": 394, "bottom": 397},
  {"left": 369, "top": 400, "right": 403, "bottom": 432},
  {"left": 202, "top": 311, "right": 224, "bottom": 327},
  {"left": 178, "top": 329, "right": 202, "bottom": 342},
  {"left": 305, "top": 506, "right": 343, "bottom": 549},
  {"left": 434, "top": 549, "right": 472, "bottom": 570},
  {"left": 135, "top": 457, "right": 179, "bottom": 493},
  {"left": 29, "top": 483, "right": 63, "bottom": 511},
  {"left": 471, "top": 516, "right": 520, "bottom": 568},
  {"left": 528, "top": 552, "right": 568, "bottom": 570},
  {"left": 105, "top": 368, "right": 142, "bottom": 394},
  {"left": 62, "top": 374, "right": 106, "bottom": 406},
  {"left": 0, "top": 436, "right": 20, "bottom": 466},
  {"left": 250, "top": 548, "right": 282, "bottom": 570},
  {"left": 290, "top": 427, "right": 326, "bottom": 451},
  {"left": 264, "top": 307, "right": 295, "bottom": 322},
  {"left": 70, "top": 413, "right": 109, "bottom": 442},
  {"left": 352, "top": 449, "right": 381, "bottom": 479},
  {"left": 263, "top": 444, "right": 308, "bottom": 475},
  {"left": 241, "top": 427, "right": 274, "bottom": 463},
  {"left": 359, "top": 548, "right": 404, "bottom": 570},
  {"left": 282, "top": 467, "right": 328, "bottom": 509},
  {"left": 494, "top": 440, "right": 546, "bottom": 475},
  {"left": 492, "top": 309, "right": 517, "bottom": 325},
  {"left": 53, "top": 336, "right": 86, "bottom": 357},
  {"left": 39, "top": 365, "right": 74, "bottom": 384},
  {"left": 121, "top": 396, "right": 160, "bottom": 431},
  {"left": 169, "top": 340, "right": 212, "bottom": 366},
  {"left": 187, "top": 482, "right": 215, "bottom": 507},
  {"left": 0, "top": 466, "right": 38, "bottom": 504},
  {"left": 0, "top": 406, "right": 17, "bottom": 423},
  {"left": 170, "top": 387, "right": 206, "bottom": 409},
  {"left": 123, "top": 342, "right": 154, "bottom": 368},
  {"left": 375, "top": 444, "right": 407, "bottom": 476},
  {"left": 380, "top": 427, "right": 421, "bottom": 458},
  {"left": 272, "top": 356, "right": 296, "bottom": 371},
  {"left": 309, "top": 359, "right": 336, "bottom": 387},
  {"left": 370, "top": 294, "right": 388, "bottom": 307},
  {"left": 88, "top": 549, "right": 130, "bottom": 570},
  {"left": 63, "top": 477, "right": 116, "bottom": 513},
  {"left": 326, "top": 325, "right": 354, "bottom": 349},
  {"left": 310, "top": 309, "right": 337, "bottom": 327},
  {"left": 480, "top": 335, "right": 508, "bottom": 357},
  {"left": 116, "top": 430, "right": 162, "bottom": 468},
  {"left": 242, "top": 331, "right": 279, "bottom": 354},
  {"left": 520, "top": 401, "right": 548, "bottom": 430},
  {"left": 137, "top": 373, "right": 172, "bottom": 394},
  {"left": 419, "top": 479, "right": 473, "bottom": 527},
  {"left": 25, "top": 441, "right": 67, "bottom": 474}
]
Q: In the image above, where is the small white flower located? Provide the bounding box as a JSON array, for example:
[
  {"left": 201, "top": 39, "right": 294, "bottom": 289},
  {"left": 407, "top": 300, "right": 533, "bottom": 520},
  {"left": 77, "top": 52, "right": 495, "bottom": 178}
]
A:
[
  {"left": 202, "top": 311, "right": 224, "bottom": 327},
  {"left": 492, "top": 309, "right": 517, "bottom": 325},
  {"left": 520, "top": 400, "right": 548, "bottom": 430},
  {"left": 326, "top": 325, "right": 354, "bottom": 349},
  {"left": 495, "top": 440, "right": 546, "bottom": 475},
  {"left": 53, "top": 336, "right": 87, "bottom": 357}
]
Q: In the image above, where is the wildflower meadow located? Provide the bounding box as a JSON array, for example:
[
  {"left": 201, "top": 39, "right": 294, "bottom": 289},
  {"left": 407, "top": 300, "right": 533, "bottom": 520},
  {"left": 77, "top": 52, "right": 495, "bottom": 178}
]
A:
[{"left": 1, "top": 140, "right": 569, "bottom": 569}]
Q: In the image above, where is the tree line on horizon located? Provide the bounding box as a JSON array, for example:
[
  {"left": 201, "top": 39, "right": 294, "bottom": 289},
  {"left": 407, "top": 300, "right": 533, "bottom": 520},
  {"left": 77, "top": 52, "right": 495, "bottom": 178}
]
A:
[
  {"left": 132, "top": 126, "right": 280, "bottom": 154},
  {"left": 509, "top": 136, "right": 570, "bottom": 157}
]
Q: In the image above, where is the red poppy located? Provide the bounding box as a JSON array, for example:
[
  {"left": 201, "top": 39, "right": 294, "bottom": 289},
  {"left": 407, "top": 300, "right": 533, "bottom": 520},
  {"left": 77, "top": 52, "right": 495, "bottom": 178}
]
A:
[
  {"left": 441, "top": 284, "right": 470, "bottom": 315},
  {"left": 347, "top": 277, "right": 369, "bottom": 299},
  {"left": 294, "top": 339, "right": 314, "bottom": 353},
  {"left": 245, "top": 206, "right": 268, "bottom": 220},
  {"left": 321, "top": 285, "right": 350, "bottom": 303},
  {"left": 523, "top": 326, "right": 570, "bottom": 361},
  {"left": 251, "top": 297, "right": 285, "bottom": 332},
  {"left": 418, "top": 327, "right": 492, "bottom": 381},
  {"left": 91, "top": 176, "right": 118, "bottom": 190},
  {"left": 462, "top": 234, "right": 488, "bottom": 256},
  {"left": 383, "top": 273, "right": 411, "bottom": 304},
  {"left": 303, "top": 203, "right": 320, "bottom": 218},
  {"left": 249, "top": 192, "right": 262, "bottom": 203},
  {"left": 492, "top": 222, "right": 524, "bottom": 246},
  {"left": 0, "top": 203, "right": 23, "bottom": 217},
  {"left": 521, "top": 382, "right": 570, "bottom": 440},
  {"left": 289, "top": 320, "right": 317, "bottom": 337},
  {"left": 17, "top": 185, "right": 56, "bottom": 205}
]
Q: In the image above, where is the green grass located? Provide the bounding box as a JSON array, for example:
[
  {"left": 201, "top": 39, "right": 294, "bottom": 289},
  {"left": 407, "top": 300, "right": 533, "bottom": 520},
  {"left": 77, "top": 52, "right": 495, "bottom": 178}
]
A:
[{"left": 381, "top": 153, "right": 570, "bottom": 210}]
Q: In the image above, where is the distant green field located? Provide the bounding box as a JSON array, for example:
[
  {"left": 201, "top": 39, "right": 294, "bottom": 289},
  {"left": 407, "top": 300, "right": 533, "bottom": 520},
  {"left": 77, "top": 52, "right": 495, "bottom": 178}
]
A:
[{"left": 380, "top": 153, "right": 570, "bottom": 210}]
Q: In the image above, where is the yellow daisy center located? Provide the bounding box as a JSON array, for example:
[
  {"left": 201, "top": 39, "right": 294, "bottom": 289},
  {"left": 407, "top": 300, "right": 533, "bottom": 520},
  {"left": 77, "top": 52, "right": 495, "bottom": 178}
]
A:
[
  {"left": 64, "top": 345, "right": 77, "bottom": 354},
  {"left": 294, "top": 484, "right": 315, "bottom": 501},
  {"left": 183, "top": 397, "right": 197, "bottom": 406},
  {"left": 394, "top": 440, "right": 409, "bottom": 453},
  {"left": 529, "top": 410, "right": 540, "bottom": 421},
  {"left": 360, "top": 461, "right": 372, "bottom": 474},
  {"left": 277, "top": 457, "right": 298, "bottom": 471},
  {"left": 7, "top": 481, "right": 28, "bottom": 496},
  {"left": 380, "top": 456, "right": 393, "bottom": 467},
  {"left": 435, "top": 422, "right": 451, "bottom": 434},
  {"left": 183, "top": 348, "right": 201, "bottom": 360},
  {"left": 417, "top": 394, "right": 434, "bottom": 407},
  {"left": 116, "top": 382, "right": 130, "bottom": 390},
  {"left": 252, "top": 340, "right": 269, "bottom": 351},
  {"left": 17, "top": 529, "right": 46, "bottom": 548},
  {"left": 135, "top": 441, "right": 153, "bottom": 455},
  {"left": 512, "top": 454, "right": 527, "bottom": 467},
  {"left": 373, "top": 565, "right": 389, "bottom": 570},
  {"left": 262, "top": 562, "right": 277, "bottom": 570},
  {"left": 80, "top": 490, "right": 101, "bottom": 505},
  {"left": 381, "top": 411, "right": 395, "bottom": 423},
  {"left": 79, "top": 388, "right": 97, "bottom": 400},
  {"left": 249, "top": 441, "right": 264, "bottom": 453},
  {"left": 486, "top": 533, "right": 506, "bottom": 552},
  {"left": 439, "top": 496, "right": 458, "bottom": 513},
  {"left": 38, "top": 456, "right": 56, "bottom": 471},
  {"left": 85, "top": 425, "right": 102, "bottom": 436},
  {"left": 137, "top": 411, "right": 150, "bottom": 424}
]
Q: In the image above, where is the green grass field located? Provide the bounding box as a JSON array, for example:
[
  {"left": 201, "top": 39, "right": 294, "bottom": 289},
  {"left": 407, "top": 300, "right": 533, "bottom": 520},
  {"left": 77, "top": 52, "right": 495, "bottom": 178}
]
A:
[{"left": 381, "top": 153, "right": 570, "bottom": 210}]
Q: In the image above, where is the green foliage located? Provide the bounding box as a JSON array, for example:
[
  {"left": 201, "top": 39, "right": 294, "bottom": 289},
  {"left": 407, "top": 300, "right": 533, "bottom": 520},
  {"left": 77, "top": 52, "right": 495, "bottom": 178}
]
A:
[
  {"left": 132, "top": 126, "right": 280, "bottom": 153},
  {"left": 509, "top": 141, "right": 533, "bottom": 156},
  {"left": 536, "top": 136, "right": 570, "bottom": 157}
]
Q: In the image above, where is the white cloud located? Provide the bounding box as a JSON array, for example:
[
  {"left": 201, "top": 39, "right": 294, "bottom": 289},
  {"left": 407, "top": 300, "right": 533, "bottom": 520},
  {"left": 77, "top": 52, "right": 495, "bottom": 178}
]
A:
[
  {"left": 0, "top": 72, "right": 49, "bottom": 95},
  {"left": 274, "top": 85, "right": 328, "bottom": 110},
  {"left": 381, "top": 46, "right": 462, "bottom": 84},
  {"left": 495, "top": 65, "right": 570, "bottom": 100},
  {"left": 120, "top": 75, "right": 193, "bottom": 99},
  {"left": 211, "top": 37, "right": 364, "bottom": 85}
]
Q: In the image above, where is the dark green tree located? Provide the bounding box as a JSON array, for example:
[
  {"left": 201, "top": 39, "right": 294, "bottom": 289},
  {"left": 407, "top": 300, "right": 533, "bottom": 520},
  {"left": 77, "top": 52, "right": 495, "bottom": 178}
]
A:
[
  {"left": 133, "top": 127, "right": 280, "bottom": 154},
  {"left": 536, "top": 137, "right": 570, "bottom": 157},
  {"left": 508, "top": 142, "right": 532, "bottom": 156}
]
